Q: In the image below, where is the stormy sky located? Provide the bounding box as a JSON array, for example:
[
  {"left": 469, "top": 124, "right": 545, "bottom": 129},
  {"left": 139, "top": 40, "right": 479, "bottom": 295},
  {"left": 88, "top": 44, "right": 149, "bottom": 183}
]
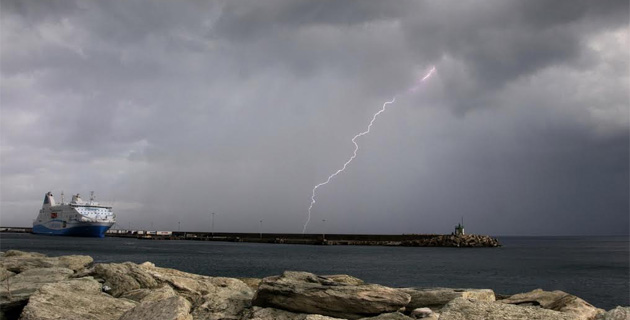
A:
[{"left": 1, "top": 0, "right": 628, "bottom": 236}]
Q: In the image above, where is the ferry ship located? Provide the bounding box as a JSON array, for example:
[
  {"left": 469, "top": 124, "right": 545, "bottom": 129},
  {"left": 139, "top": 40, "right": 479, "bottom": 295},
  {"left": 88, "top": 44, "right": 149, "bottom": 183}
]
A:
[{"left": 33, "top": 191, "right": 115, "bottom": 237}]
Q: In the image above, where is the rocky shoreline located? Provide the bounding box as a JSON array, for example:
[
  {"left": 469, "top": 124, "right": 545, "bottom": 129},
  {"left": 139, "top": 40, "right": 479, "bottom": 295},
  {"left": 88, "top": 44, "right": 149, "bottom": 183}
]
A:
[{"left": 0, "top": 250, "right": 626, "bottom": 320}]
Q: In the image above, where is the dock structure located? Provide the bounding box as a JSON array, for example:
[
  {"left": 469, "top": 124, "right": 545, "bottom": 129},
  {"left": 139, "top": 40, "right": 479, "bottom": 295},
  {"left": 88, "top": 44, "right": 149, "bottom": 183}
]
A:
[
  {"left": 103, "top": 229, "right": 500, "bottom": 247},
  {"left": 1, "top": 227, "right": 500, "bottom": 247}
]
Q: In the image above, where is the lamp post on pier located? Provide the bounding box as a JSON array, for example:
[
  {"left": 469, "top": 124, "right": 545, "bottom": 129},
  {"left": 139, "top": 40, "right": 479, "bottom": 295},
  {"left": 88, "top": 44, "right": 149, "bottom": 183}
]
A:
[
  {"left": 211, "top": 212, "right": 215, "bottom": 237},
  {"left": 259, "top": 220, "right": 263, "bottom": 239}
]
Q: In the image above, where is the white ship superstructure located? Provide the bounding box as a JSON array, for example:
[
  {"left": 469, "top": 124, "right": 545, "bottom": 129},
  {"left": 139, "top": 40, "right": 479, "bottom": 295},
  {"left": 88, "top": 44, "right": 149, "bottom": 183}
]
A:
[{"left": 33, "top": 191, "right": 115, "bottom": 237}]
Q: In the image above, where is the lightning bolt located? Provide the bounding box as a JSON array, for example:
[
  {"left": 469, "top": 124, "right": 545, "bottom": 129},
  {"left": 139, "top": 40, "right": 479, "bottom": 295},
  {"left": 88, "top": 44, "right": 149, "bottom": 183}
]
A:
[
  {"left": 409, "top": 66, "right": 436, "bottom": 93},
  {"left": 302, "top": 66, "right": 436, "bottom": 233},
  {"left": 302, "top": 97, "right": 396, "bottom": 233}
]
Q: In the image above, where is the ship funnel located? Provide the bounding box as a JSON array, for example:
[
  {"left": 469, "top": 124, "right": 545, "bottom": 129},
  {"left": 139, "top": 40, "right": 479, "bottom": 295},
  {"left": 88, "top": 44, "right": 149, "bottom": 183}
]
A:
[
  {"left": 71, "top": 194, "right": 83, "bottom": 204},
  {"left": 43, "top": 192, "right": 56, "bottom": 207}
]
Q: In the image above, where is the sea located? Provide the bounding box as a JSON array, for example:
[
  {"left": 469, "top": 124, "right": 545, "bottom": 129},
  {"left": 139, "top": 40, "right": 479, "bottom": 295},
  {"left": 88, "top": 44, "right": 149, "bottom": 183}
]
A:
[{"left": 0, "top": 233, "right": 627, "bottom": 310}]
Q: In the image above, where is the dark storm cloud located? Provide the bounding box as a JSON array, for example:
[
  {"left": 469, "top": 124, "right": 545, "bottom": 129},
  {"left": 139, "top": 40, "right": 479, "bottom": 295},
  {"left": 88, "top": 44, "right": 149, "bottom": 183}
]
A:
[
  {"left": 214, "top": 0, "right": 411, "bottom": 40},
  {"left": 399, "top": 0, "right": 629, "bottom": 114},
  {"left": 1, "top": 0, "right": 627, "bottom": 235}
]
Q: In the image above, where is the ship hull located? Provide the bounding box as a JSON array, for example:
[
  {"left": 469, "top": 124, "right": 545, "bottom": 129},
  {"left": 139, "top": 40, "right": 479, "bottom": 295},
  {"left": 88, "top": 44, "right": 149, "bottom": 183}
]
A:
[{"left": 32, "top": 221, "right": 114, "bottom": 238}]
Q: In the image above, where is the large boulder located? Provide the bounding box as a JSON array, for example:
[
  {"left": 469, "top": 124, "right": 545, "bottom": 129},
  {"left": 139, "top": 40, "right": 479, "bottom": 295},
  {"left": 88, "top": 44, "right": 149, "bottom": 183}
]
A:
[
  {"left": 118, "top": 295, "right": 192, "bottom": 320},
  {"left": 242, "top": 306, "right": 345, "bottom": 320},
  {"left": 19, "top": 277, "right": 137, "bottom": 320},
  {"left": 0, "top": 267, "right": 74, "bottom": 317},
  {"left": 500, "top": 289, "right": 604, "bottom": 320},
  {"left": 322, "top": 274, "right": 365, "bottom": 286},
  {"left": 0, "top": 251, "right": 92, "bottom": 273},
  {"left": 439, "top": 297, "right": 576, "bottom": 320},
  {"left": 238, "top": 278, "right": 262, "bottom": 290},
  {"left": 56, "top": 255, "right": 94, "bottom": 273},
  {"left": 409, "top": 308, "right": 438, "bottom": 320},
  {"left": 1, "top": 267, "right": 73, "bottom": 299},
  {"left": 252, "top": 271, "right": 411, "bottom": 319},
  {"left": 597, "top": 307, "right": 630, "bottom": 320},
  {"left": 138, "top": 262, "right": 254, "bottom": 319},
  {"left": 400, "top": 287, "right": 495, "bottom": 310},
  {"left": 92, "top": 262, "right": 159, "bottom": 297},
  {"left": 1, "top": 251, "right": 45, "bottom": 258},
  {"left": 119, "top": 285, "right": 178, "bottom": 303}
]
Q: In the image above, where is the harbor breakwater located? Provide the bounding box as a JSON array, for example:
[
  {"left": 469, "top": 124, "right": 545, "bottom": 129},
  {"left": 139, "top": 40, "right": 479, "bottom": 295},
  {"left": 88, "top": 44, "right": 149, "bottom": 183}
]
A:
[
  {"left": 1, "top": 250, "right": 628, "bottom": 320},
  {"left": 0, "top": 227, "right": 500, "bottom": 247},
  {"left": 128, "top": 233, "right": 501, "bottom": 248}
]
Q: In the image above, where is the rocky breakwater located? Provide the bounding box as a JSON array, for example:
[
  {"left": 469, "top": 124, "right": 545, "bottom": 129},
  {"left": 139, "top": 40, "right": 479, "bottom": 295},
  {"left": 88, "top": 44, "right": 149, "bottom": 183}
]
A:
[
  {"left": 1, "top": 251, "right": 627, "bottom": 320},
  {"left": 400, "top": 235, "right": 500, "bottom": 248}
]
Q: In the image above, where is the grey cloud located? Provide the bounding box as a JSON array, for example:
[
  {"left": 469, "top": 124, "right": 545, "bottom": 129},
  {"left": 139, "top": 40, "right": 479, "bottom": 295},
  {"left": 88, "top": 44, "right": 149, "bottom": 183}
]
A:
[
  {"left": 214, "top": 0, "right": 413, "bottom": 41},
  {"left": 400, "top": 0, "right": 629, "bottom": 114},
  {"left": 0, "top": 0, "right": 627, "bottom": 235}
]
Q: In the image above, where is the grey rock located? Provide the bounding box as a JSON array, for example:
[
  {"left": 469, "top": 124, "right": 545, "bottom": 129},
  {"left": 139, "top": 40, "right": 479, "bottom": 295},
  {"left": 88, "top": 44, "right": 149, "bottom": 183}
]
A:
[
  {"left": 597, "top": 307, "right": 630, "bottom": 320},
  {"left": 71, "top": 266, "right": 95, "bottom": 279},
  {"left": 238, "top": 278, "right": 262, "bottom": 290},
  {"left": 401, "top": 287, "right": 495, "bottom": 310},
  {"left": 439, "top": 297, "right": 576, "bottom": 320},
  {"left": 192, "top": 289, "right": 253, "bottom": 320},
  {"left": 19, "top": 277, "right": 137, "bottom": 320},
  {"left": 0, "top": 251, "right": 92, "bottom": 273},
  {"left": 501, "top": 289, "right": 604, "bottom": 320},
  {"left": 322, "top": 274, "right": 364, "bottom": 286},
  {"left": 139, "top": 262, "right": 254, "bottom": 319},
  {"left": 359, "top": 312, "right": 414, "bottom": 319},
  {"left": 0, "top": 257, "right": 56, "bottom": 273},
  {"left": 0, "top": 267, "right": 74, "bottom": 316},
  {"left": 252, "top": 271, "right": 411, "bottom": 319},
  {"left": 92, "top": 262, "right": 159, "bottom": 297},
  {"left": 2, "top": 251, "right": 45, "bottom": 258},
  {"left": 242, "top": 307, "right": 300, "bottom": 320},
  {"left": 304, "top": 316, "right": 346, "bottom": 320},
  {"left": 409, "top": 307, "right": 435, "bottom": 319},
  {"left": 0, "top": 268, "right": 15, "bottom": 281},
  {"left": 242, "top": 306, "right": 345, "bottom": 320},
  {"left": 119, "top": 285, "right": 177, "bottom": 303},
  {"left": 118, "top": 295, "right": 192, "bottom": 320},
  {"left": 57, "top": 256, "right": 94, "bottom": 273},
  {"left": 1, "top": 267, "right": 73, "bottom": 296}
]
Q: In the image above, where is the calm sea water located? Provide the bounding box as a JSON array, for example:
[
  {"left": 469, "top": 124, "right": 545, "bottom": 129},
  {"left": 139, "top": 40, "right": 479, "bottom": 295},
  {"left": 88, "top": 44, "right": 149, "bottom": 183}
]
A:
[{"left": 0, "top": 233, "right": 627, "bottom": 310}]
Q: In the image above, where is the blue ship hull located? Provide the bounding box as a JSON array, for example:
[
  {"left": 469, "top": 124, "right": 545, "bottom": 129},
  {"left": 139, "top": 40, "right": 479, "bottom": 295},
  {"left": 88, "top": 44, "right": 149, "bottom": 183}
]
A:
[{"left": 32, "top": 223, "right": 112, "bottom": 238}]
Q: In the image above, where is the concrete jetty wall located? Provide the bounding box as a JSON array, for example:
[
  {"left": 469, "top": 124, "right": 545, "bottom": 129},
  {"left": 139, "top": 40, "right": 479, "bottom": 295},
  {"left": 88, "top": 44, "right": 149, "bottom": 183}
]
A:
[
  {"left": 107, "top": 230, "right": 501, "bottom": 247},
  {"left": 0, "top": 227, "right": 500, "bottom": 247}
]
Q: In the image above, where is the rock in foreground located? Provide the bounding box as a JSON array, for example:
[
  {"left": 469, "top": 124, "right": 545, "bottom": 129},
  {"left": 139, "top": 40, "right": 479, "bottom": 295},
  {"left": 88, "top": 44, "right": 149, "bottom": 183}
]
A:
[
  {"left": 439, "top": 297, "right": 576, "bottom": 320},
  {"left": 0, "top": 250, "right": 93, "bottom": 319},
  {"left": 500, "top": 289, "right": 604, "bottom": 320},
  {"left": 243, "top": 306, "right": 345, "bottom": 320},
  {"left": 0, "top": 250, "right": 92, "bottom": 273},
  {"left": 19, "top": 277, "right": 137, "bottom": 320},
  {"left": 598, "top": 307, "right": 630, "bottom": 320},
  {"left": 401, "top": 287, "right": 495, "bottom": 310},
  {"left": 252, "top": 271, "right": 411, "bottom": 319},
  {"left": 1, "top": 251, "right": 625, "bottom": 320},
  {"left": 118, "top": 295, "right": 192, "bottom": 320}
]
